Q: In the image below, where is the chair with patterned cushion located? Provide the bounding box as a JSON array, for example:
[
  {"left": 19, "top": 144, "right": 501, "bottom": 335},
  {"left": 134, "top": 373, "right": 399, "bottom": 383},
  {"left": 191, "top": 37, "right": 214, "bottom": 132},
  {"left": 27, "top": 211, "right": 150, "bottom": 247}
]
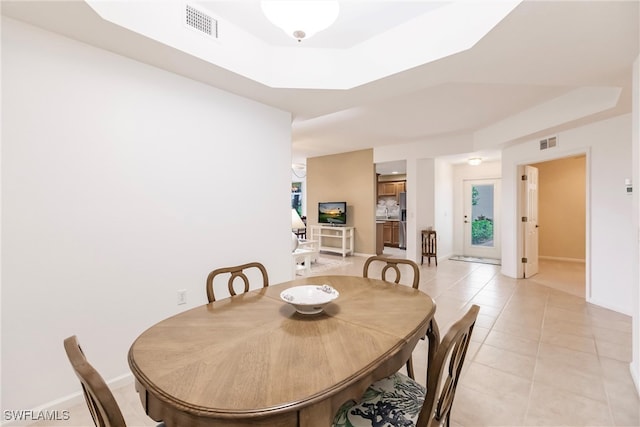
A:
[
  {"left": 206, "top": 262, "right": 269, "bottom": 303},
  {"left": 64, "top": 335, "right": 164, "bottom": 427},
  {"left": 332, "top": 304, "right": 480, "bottom": 427},
  {"left": 363, "top": 255, "right": 440, "bottom": 380}
]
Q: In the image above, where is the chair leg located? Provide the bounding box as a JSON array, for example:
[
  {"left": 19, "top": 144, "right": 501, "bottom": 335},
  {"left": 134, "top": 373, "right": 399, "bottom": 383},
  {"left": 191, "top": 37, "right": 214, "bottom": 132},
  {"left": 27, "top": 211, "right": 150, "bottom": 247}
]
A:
[{"left": 405, "top": 356, "right": 415, "bottom": 380}]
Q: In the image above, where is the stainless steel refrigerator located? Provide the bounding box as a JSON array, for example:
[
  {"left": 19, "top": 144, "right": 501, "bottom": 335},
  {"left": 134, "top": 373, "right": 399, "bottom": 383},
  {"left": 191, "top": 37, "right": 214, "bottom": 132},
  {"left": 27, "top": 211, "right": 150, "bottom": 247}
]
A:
[{"left": 399, "top": 192, "right": 406, "bottom": 249}]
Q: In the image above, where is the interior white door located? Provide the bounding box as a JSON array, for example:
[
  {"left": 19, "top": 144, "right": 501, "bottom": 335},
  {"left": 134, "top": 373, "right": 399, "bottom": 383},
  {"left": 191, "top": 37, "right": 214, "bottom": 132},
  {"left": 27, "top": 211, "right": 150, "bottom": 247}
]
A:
[
  {"left": 522, "top": 165, "right": 539, "bottom": 278},
  {"left": 463, "top": 179, "right": 501, "bottom": 259}
]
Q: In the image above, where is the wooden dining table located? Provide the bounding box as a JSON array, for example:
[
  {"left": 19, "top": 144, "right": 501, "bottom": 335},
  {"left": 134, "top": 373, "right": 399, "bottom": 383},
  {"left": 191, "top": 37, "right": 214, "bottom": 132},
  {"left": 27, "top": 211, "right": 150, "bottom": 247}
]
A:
[{"left": 128, "top": 275, "right": 436, "bottom": 427}]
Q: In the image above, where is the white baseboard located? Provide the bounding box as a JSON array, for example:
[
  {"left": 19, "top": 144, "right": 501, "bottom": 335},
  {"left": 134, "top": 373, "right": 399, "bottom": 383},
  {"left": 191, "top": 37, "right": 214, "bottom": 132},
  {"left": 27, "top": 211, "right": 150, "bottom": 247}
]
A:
[
  {"left": 586, "top": 296, "right": 633, "bottom": 317},
  {"left": 1, "top": 374, "right": 134, "bottom": 427},
  {"left": 538, "top": 255, "right": 586, "bottom": 263},
  {"left": 631, "top": 362, "right": 640, "bottom": 396}
]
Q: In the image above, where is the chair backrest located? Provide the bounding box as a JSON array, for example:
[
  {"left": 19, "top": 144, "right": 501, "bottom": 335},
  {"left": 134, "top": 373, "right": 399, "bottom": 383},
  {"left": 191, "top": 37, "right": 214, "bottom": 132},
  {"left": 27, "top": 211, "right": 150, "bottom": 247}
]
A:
[
  {"left": 363, "top": 255, "right": 420, "bottom": 288},
  {"left": 63, "top": 336, "right": 127, "bottom": 427},
  {"left": 206, "top": 262, "right": 269, "bottom": 303},
  {"left": 416, "top": 305, "right": 480, "bottom": 427}
]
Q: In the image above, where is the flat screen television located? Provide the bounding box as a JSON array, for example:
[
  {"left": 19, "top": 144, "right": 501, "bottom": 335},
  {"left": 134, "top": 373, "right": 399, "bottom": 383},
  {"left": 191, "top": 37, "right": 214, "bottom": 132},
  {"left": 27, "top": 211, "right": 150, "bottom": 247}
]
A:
[{"left": 318, "top": 202, "right": 347, "bottom": 226}]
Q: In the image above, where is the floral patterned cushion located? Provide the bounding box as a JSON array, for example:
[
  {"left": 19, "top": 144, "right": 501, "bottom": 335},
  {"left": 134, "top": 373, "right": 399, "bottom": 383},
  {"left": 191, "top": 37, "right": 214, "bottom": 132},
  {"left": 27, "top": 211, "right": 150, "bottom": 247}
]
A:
[{"left": 332, "top": 372, "right": 426, "bottom": 427}]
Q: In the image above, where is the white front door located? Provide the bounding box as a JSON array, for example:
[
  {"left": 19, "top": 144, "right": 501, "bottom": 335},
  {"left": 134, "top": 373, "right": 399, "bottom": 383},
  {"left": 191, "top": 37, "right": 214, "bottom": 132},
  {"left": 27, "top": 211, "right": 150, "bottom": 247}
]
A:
[
  {"left": 463, "top": 179, "right": 501, "bottom": 259},
  {"left": 522, "top": 165, "right": 539, "bottom": 278}
]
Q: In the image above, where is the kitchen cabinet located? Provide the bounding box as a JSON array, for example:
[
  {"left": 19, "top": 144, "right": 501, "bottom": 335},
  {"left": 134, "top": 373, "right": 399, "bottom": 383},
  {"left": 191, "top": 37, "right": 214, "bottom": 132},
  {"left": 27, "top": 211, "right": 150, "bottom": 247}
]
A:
[
  {"left": 378, "top": 182, "right": 398, "bottom": 196},
  {"left": 383, "top": 222, "right": 392, "bottom": 245},
  {"left": 376, "top": 222, "right": 384, "bottom": 255},
  {"left": 391, "top": 222, "right": 400, "bottom": 246},
  {"left": 383, "top": 221, "right": 400, "bottom": 247},
  {"left": 377, "top": 181, "right": 406, "bottom": 201}
]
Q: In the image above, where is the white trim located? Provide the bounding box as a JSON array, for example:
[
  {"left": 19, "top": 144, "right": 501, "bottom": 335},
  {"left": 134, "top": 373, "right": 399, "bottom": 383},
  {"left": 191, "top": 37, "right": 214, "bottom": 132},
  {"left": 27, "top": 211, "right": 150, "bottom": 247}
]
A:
[
  {"left": 631, "top": 362, "right": 640, "bottom": 396},
  {"left": 538, "top": 256, "right": 585, "bottom": 263},
  {"left": 587, "top": 297, "right": 633, "bottom": 317}
]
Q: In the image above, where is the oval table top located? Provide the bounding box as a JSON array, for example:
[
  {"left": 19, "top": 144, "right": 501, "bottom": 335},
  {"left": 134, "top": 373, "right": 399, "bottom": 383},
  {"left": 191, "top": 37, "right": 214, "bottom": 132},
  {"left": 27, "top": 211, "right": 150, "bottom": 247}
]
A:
[{"left": 128, "top": 275, "right": 436, "bottom": 427}]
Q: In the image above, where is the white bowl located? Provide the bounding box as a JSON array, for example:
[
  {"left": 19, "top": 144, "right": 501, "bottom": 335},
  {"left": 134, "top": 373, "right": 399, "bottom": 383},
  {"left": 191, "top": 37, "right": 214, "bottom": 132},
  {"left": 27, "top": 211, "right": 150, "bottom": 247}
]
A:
[{"left": 280, "top": 285, "right": 339, "bottom": 315}]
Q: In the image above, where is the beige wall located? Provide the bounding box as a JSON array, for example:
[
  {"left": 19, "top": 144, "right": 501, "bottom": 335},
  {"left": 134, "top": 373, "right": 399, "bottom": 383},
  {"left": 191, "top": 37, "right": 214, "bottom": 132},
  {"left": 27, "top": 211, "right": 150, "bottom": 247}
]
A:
[
  {"left": 532, "top": 155, "right": 586, "bottom": 261},
  {"left": 307, "top": 150, "right": 376, "bottom": 254}
]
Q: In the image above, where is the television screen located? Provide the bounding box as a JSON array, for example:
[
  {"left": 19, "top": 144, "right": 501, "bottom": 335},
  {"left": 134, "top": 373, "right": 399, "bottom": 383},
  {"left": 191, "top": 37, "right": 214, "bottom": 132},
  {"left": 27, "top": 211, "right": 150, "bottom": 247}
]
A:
[{"left": 318, "top": 202, "right": 347, "bottom": 225}]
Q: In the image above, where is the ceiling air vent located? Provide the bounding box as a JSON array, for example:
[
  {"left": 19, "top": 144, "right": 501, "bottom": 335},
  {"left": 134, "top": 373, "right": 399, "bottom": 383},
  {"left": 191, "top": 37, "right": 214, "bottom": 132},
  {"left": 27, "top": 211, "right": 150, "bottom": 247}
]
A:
[
  {"left": 185, "top": 4, "right": 218, "bottom": 38},
  {"left": 539, "top": 136, "right": 558, "bottom": 150}
]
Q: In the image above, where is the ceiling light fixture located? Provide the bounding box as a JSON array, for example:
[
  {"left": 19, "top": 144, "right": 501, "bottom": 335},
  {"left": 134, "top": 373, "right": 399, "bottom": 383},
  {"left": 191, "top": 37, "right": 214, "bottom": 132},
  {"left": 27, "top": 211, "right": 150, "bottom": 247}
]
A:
[
  {"left": 261, "top": 0, "right": 340, "bottom": 42},
  {"left": 468, "top": 158, "right": 482, "bottom": 166}
]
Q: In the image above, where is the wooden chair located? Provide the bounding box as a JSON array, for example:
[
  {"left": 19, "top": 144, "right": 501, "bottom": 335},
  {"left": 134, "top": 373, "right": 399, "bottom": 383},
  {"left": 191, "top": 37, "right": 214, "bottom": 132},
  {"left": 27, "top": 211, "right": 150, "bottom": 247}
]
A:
[
  {"left": 362, "top": 256, "right": 440, "bottom": 380},
  {"left": 363, "top": 255, "right": 420, "bottom": 287},
  {"left": 332, "top": 305, "right": 480, "bottom": 427},
  {"left": 63, "top": 335, "right": 164, "bottom": 427},
  {"left": 206, "top": 262, "right": 269, "bottom": 303},
  {"left": 421, "top": 229, "right": 438, "bottom": 266}
]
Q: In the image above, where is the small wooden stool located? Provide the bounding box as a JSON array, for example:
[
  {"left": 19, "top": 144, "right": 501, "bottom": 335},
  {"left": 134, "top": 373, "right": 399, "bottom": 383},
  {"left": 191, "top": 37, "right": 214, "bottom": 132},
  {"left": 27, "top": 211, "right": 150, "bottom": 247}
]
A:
[{"left": 421, "top": 229, "right": 437, "bottom": 266}]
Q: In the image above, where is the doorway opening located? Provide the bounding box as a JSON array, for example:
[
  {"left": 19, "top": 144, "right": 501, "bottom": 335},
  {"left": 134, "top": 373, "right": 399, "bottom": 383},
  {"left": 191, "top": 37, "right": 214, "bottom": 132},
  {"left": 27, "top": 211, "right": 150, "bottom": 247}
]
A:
[
  {"left": 521, "top": 155, "right": 587, "bottom": 297},
  {"left": 462, "top": 179, "right": 501, "bottom": 261}
]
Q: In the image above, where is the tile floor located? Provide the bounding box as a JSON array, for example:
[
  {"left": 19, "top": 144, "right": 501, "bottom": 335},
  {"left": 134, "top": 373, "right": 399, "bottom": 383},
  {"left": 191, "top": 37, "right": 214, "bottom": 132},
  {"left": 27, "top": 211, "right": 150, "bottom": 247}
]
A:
[{"left": 41, "top": 250, "right": 639, "bottom": 427}]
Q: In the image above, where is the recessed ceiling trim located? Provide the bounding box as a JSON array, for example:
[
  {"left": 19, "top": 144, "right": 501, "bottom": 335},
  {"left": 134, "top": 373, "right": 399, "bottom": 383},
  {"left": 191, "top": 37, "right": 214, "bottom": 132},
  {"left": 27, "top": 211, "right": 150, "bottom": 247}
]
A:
[{"left": 84, "top": 0, "right": 522, "bottom": 90}]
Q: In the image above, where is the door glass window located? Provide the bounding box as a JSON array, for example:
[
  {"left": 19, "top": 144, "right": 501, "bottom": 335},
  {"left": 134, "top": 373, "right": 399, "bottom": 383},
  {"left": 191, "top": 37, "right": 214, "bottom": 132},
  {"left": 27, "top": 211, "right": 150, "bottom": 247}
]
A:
[{"left": 471, "top": 184, "right": 494, "bottom": 247}]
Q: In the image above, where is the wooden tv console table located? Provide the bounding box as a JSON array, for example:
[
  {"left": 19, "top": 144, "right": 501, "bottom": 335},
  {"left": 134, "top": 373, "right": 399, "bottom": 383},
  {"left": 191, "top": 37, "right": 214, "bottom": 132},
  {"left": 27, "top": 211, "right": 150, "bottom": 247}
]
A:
[{"left": 308, "top": 225, "right": 355, "bottom": 257}]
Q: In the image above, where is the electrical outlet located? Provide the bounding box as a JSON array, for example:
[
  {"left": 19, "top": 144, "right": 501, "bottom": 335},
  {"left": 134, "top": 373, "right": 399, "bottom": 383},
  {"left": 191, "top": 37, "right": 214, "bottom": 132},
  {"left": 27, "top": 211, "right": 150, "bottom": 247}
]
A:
[{"left": 177, "top": 289, "right": 187, "bottom": 305}]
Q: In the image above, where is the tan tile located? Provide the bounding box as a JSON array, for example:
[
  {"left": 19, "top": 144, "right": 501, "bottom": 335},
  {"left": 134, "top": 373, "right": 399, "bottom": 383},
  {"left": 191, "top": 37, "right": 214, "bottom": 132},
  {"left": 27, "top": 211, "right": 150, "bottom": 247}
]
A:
[
  {"left": 588, "top": 305, "right": 632, "bottom": 323},
  {"left": 470, "top": 325, "right": 490, "bottom": 343},
  {"left": 545, "top": 305, "right": 591, "bottom": 325},
  {"left": 474, "top": 343, "right": 536, "bottom": 381},
  {"left": 603, "top": 378, "right": 640, "bottom": 427},
  {"left": 462, "top": 362, "right": 533, "bottom": 399},
  {"left": 497, "top": 313, "right": 545, "bottom": 331},
  {"left": 441, "top": 286, "right": 481, "bottom": 301},
  {"left": 495, "top": 314, "right": 542, "bottom": 339},
  {"left": 492, "top": 318, "right": 542, "bottom": 342},
  {"left": 471, "top": 293, "right": 510, "bottom": 310},
  {"left": 464, "top": 340, "right": 482, "bottom": 364},
  {"left": 484, "top": 330, "right": 540, "bottom": 357},
  {"left": 471, "top": 304, "right": 502, "bottom": 317},
  {"left": 596, "top": 340, "right": 632, "bottom": 363},
  {"left": 542, "top": 316, "right": 593, "bottom": 338},
  {"left": 524, "top": 382, "right": 613, "bottom": 426},
  {"left": 433, "top": 295, "right": 470, "bottom": 312},
  {"left": 540, "top": 328, "right": 597, "bottom": 354},
  {"left": 452, "top": 384, "right": 528, "bottom": 426},
  {"left": 596, "top": 317, "right": 633, "bottom": 334},
  {"left": 474, "top": 313, "right": 498, "bottom": 329},
  {"left": 536, "top": 342, "right": 602, "bottom": 377},
  {"left": 533, "top": 357, "right": 608, "bottom": 402},
  {"left": 592, "top": 325, "right": 632, "bottom": 346},
  {"left": 476, "top": 287, "right": 513, "bottom": 300},
  {"left": 599, "top": 357, "right": 638, "bottom": 384}
]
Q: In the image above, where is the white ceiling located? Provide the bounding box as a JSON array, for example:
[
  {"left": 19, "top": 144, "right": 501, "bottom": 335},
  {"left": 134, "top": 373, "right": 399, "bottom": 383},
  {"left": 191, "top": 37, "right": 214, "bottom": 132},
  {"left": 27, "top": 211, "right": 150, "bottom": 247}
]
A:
[
  {"left": 3, "top": 1, "right": 638, "bottom": 175},
  {"left": 193, "top": 1, "right": 448, "bottom": 49}
]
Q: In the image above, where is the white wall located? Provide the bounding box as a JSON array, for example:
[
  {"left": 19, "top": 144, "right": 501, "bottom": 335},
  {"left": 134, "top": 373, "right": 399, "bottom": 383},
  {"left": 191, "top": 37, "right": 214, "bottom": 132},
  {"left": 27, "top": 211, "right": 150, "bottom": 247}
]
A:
[
  {"left": 502, "top": 114, "right": 634, "bottom": 315},
  {"left": 452, "top": 161, "right": 502, "bottom": 256},
  {"left": 434, "top": 159, "right": 454, "bottom": 259},
  {"left": 1, "top": 18, "right": 292, "bottom": 415},
  {"left": 406, "top": 158, "right": 435, "bottom": 262}
]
